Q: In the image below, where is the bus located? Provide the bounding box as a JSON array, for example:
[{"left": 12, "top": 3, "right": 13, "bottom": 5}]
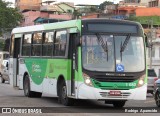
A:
[{"left": 9, "top": 19, "right": 148, "bottom": 107}]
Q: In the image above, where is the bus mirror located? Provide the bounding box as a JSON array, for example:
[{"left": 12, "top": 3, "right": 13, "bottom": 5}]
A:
[{"left": 144, "top": 33, "right": 150, "bottom": 47}]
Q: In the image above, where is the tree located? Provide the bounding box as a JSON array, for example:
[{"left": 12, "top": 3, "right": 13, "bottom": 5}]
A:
[
  {"left": 3, "top": 38, "right": 10, "bottom": 51},
  {"left": 0, "top": 39, "right": 5, "bottom": 51},
  {"left": 128, "top": 16, "right": 160, "bottom": 25},
  {"left": 99, "top": 1, "right": 113, "bottom": 11},
  {"left": 0, "top": 0, "right": 23, "bottom": 36}
]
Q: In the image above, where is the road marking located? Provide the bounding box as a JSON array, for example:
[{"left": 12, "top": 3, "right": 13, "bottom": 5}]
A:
[{"left": 144, "top": 100, "right": 155, "bottom": 103}]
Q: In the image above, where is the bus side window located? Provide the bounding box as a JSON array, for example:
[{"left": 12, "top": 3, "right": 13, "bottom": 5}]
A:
[
  {"left": 54, "top": 30, "right": 67, "bottom": 57},
  {"left": 32, "top": 32, "right": 42, "bottom": 56},
  {"left": 22, "top": 34, "right": 32, "bottom": 56},
  {"left": 42, "top": 31, "right": 54, "bottom": 56}
]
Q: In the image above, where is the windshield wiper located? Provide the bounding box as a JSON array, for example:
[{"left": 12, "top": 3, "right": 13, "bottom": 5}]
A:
[
  {"left": 96, "top": 33, "right": 108, "bottom": 61},
  {"left": 120, "top": 34, "right": 131, "bottom": 61}
]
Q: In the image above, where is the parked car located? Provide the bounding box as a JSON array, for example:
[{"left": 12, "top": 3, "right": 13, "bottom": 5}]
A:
[
  {"left": 153, "top": 79, "right": 160, "bottom": 107},
  {"left": 0, "top": 59, "right": 9, "bottom": 83},
  {"left": 0, "top": 51, "right": 9, "bottom": 73},
  {"left": 147, "top": 69, "right": 158, "bottom": 94}
]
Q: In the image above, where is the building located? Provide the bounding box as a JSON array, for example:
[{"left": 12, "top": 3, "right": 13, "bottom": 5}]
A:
[
  {"left": 15, "top": 0, "right": 42, "bottom": 11},
  {"left": 124, "top": 0, "right": 150, "bottom": 4},
  {"left": 149, "top": 0, "right": 160, "bottom": 7},
  {"left": 114, "top": 6, "right": 160, "bottom": 18},
  {"left": 21, "top": 10, "right": 73, "bottom": 26},
  {"left": 40, "top": 2, "right": 75, "bottom": 14},
  {"left": 17, "top": 1, "right": 74, "bottom": 26},
  {"left": 135, "top": 7, "right": 160, "bottom": 16},
  {"left": 21, "top": 11, "right": 49, "bottom": 26}
]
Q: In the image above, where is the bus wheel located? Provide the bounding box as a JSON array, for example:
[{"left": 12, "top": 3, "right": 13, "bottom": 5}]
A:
[
  {"left": 59, "top": 80, "right": 74, "bottom": 106},
  {"left": 24, "top": 75, "right": 32, "bottom": 97},
  {"left": 34, "top": 92, "right": 42, "bottom": 98},
  {"left": 0, "top": 74, "right": 5, "bottom": 83},
  {"left": 23, "top": 75, "right": 42, "bottom": 98},
  {"left": 112, "top": 101, "right": 126, "bottom": 108}
]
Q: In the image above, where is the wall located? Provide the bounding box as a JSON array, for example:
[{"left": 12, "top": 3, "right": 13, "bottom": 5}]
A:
[
  {"left": 57, "top": 3, "right": 75, "bottom": 13},
  {"left": 136, "top": 7, "right": 160, "bottom": 16},
  {"left": 49, "top": 14, "right": 72, "bottom": 20},
  {"left": 16, "top": 0, "right": 42, "bottom": 11},
  {"left": 22, "top": 11, "right": 49, "bottom": 26},
  {"left": 81, "top": 13, "right": 99, "bottom": 19}
]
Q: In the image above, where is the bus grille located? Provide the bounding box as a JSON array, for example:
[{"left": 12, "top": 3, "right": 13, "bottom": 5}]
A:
[
  {"left": 99, "top": 92, "right": 131, "bottom": 99},
  {"left": 93, "top": 77, "right": 135, "bottom": 82}
]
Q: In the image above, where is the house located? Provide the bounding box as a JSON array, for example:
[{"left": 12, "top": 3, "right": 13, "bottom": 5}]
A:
[
  {"left": 40, "top": 2, "right": 75, "bottom": 14},
  {"left": 15, "top": 0, "right": 42, "bottom": 11}
]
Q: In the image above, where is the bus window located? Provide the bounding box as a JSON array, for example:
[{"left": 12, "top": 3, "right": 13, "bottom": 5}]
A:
[
  {"left": 22, "top": 34, "right": 32, "bottom": 56},
  {"left": 42, "top": 32, "right": 54, "bottom": 56},
  {"left": 32, "top": 33, "right": 42, "bottom": 56},
  {"left": 54, "top": 30, "right": 67, "bottom": 56}
]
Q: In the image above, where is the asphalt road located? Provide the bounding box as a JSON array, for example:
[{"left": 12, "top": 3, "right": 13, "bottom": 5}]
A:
[{"left": 0, "top": 82, "right": 159, "bottom": 115}]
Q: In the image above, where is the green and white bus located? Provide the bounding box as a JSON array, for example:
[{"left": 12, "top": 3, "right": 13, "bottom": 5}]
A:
[{"left": 9, "top": 19, "right": 148, "bottom": 107}]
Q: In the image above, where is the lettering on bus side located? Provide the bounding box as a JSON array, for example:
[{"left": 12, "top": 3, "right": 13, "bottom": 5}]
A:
[{"left": 32, "top": 63, "right": 42, "bottom": 73}]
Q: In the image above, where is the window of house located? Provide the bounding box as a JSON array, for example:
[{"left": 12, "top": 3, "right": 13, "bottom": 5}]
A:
[
  {"left": 42, "top": 32, "right": 54, "bottom": 56},
  {"left": 22, "top": 34, "right": 32, "bottom": 56},
  {"left": 54, "top": 30, "right": 67, "bottom": 56},
  {"left": 67, "top": 9, "right": 72, "bottom": 13},
  {"left": 32, "top": 32, "right": 42, "bottom": 56}
]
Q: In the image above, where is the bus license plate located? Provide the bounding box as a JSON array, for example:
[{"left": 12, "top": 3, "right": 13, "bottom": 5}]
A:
[{"left": 109, "top": 91, "right": 121, "bottom": 96}]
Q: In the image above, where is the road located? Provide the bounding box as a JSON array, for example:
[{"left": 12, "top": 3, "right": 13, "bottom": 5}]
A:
[{"left": 0, "top": 82, "right": 159, "bottom": 115}]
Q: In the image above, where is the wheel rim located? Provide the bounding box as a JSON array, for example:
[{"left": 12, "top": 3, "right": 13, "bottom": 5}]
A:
[{"left": 156, "top": 92, "right": 160, "bottom": 106}]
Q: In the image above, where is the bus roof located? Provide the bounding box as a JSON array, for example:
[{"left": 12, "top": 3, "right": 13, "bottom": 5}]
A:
[
  {"left": 12, "top": 18, "right": 141, "bottom": 34},
  {"left": 12, "top": 19, "right": 81, "bottom": 34}
]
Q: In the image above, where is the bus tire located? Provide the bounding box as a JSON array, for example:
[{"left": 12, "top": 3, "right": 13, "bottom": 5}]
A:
[
  {"left": 112, "top": 101, "right": 126, "bottom": 108},
  {"left": 23, "top": 75, "right": 42, "bottom": 98},
  {"left": 23, "top": 75, "right": 33, "bottom": 97},
  {"left": 34, "top": 92, "right": 42, "bottom": 98},
  {"left": 59, "top": 80, "right": 74, "bottom": 106}
]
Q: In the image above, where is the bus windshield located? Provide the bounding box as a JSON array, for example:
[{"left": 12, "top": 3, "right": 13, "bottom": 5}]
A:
[{"left": 82, "top": 35, "right": 145, "bottom": 72}]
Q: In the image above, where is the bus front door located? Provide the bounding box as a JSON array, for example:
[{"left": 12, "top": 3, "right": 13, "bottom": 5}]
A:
[
  {"left": 9, "top": 36, "right": 21, "bottom": 87},
  {"left": 70, "top": 33, "right": 79, "bottom": 96}
]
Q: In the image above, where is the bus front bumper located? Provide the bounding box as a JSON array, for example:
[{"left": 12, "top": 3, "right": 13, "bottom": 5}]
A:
[{"left": 77, "top": 83, "right": 147, "bottom": 100}]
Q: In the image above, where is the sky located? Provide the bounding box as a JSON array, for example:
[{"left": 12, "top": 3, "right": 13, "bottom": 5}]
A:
[{"left": 4, "top": 0, "right": 121, "bottom": 5}]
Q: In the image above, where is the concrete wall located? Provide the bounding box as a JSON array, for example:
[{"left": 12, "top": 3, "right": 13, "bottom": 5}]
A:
[
  {"left": 49, "top": 14, "right": 72, "bottom": 20},
  {"left": 136, "top": 7, "right": 160, "bottom": 16},
  {"left": 57, "top": 3, "right": 75, "bottom": 13},
  {"left": 16, "top": 0, "right": 42, "bottom": 11},
  {"left": 22, "top": 11, "right": 49, "bottom": 26}
]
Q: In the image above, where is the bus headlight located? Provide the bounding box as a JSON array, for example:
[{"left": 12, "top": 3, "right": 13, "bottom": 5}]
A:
[
  {"left": 137, "top": 75, "right": 146, "bottom": 88},
  {"left": 83, "top": 73, "right": 93, "bottom": 87}
]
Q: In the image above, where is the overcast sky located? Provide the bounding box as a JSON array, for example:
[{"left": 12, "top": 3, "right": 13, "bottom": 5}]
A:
[{"left": 4, "top": 0, "right": 121, "bottom": 5}]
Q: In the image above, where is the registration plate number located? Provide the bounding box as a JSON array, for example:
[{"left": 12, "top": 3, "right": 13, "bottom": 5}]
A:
[{"left": 109, "top": 91, "right": 121, "bottom": 96}]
